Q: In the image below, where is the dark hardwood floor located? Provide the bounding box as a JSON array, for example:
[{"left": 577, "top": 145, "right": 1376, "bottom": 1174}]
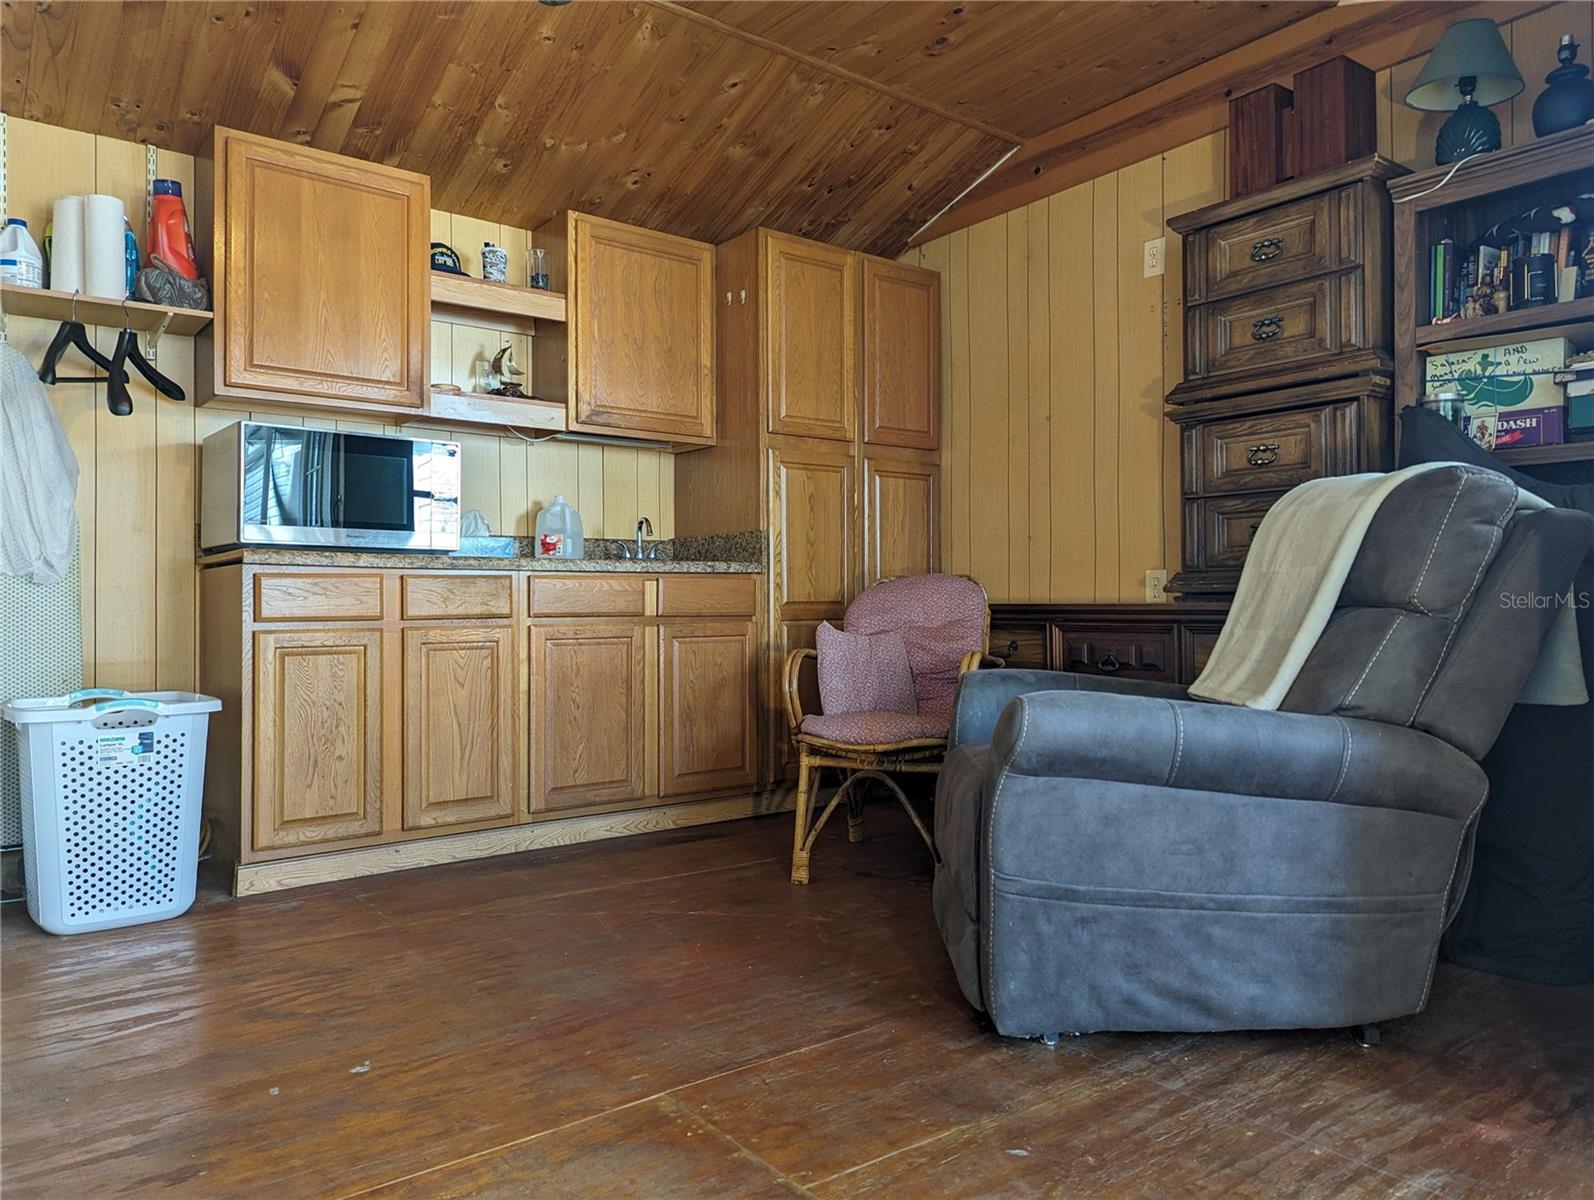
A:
[{"left": 3, "top": 813, "right": 1591, "bottom": 1199}]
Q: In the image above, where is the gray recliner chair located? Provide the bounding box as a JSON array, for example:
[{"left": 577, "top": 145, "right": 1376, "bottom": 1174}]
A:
[{"left": 935, "top": 466, "right": 1594, "bottom": 1039}]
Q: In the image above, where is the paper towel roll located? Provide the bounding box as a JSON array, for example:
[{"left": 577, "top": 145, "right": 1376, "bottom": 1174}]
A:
[
  {"left": 84, "top": 194, "right": 127, "bottom": 300},
  {"left": 50, "top": 196, "right": 86, "bottom": 294}
]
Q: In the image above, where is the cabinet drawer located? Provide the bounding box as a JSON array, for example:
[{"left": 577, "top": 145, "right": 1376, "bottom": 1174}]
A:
[
  {"left": 1050, "top": 627, "right": 1176, "bottom": 683},
  {"left": 1180, "top": 625, "right": 1224, "bottom": 684},
  {"left": 401, "top": 574, "right": 513, "bottom": 620},
  {"left": 1190, "top": 491, "right": 1288, "bottom": 572},
  {"left": 1200, "top": 192, "right": 1334, "bottom": 300},
  {"left": 1190, "top": 273, "right": 1367, "bottom": 385},
  {"left": 658, "top": 575, "right": 755, "bottom": 617},
  {"left": 1193, "top": 407, "right": 1333, "bottom": 496},
  {"left": 254, "top": 573, "right": 385, "bottom": 622},
  {"left": 528, "top": 575, "right": 647, "bottom": 617}
]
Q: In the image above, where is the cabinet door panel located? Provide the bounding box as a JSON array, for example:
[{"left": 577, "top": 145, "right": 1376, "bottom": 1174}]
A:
[
  {"left": 766, "top": 234, "right": 855, "bottom": 441},
  {"left": 573, "top": 215, "right": 715, "bottom": 441},
  {"left": 660, "top": 622, "right": 758, "bottom": 797},
  {"left": 861, "top": 258, "right": 940, "bottom": 450},
  {"left": 770, "top": 445, "right": 856, "bottom": 619},
  {"left": 863, "top": 455, "right": 940, "bottom": 586},
  {"left": 402, "top": 626, "right": 516, "bottom": 830},
  {"left": 253, "top": 629, "right": 383, "bottom": 849},
  {"left": 218, "top": 128, "right": 428, "bottom": 409},
  {"left": 529, "top": 623, "right": 647, "bottom": 812}
]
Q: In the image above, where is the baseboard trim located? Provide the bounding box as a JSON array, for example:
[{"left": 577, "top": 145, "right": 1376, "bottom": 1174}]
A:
[{"left": 232, "top": 789, "right": 797, "bottom": 896}]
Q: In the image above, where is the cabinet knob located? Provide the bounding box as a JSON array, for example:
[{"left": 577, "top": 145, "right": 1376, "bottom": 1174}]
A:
[
  {"left": 1250, "top": 315, "right": 1283, "bottom": 341},
  {"left": 1246, "top": 442, "right": 1280, "bottom": 467},
  {"left": 1096, "top": 651, "right": 1122, "bottom": 673},
  {"left": 1250, "top": 237, "right": 1284, "bottom": 262}
]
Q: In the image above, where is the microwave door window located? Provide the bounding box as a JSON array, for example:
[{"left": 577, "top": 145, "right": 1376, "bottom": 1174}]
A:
[{"left": 335, "top": 435, "right": 416, "bottom": 532}]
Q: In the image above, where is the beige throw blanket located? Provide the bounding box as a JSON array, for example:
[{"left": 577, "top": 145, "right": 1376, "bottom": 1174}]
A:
[{"left": 1190, "top": 462, "right": 1585, "bottom": 711}]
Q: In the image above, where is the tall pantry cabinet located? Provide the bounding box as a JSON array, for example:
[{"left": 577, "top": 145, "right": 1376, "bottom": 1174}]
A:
[{"left": 676, "top": 228, "right": 941, "bottom": 782}]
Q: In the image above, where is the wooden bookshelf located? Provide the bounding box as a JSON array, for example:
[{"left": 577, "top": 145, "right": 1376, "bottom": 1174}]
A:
[{"left": 1390, "top": 126, "right": 1594, "bottom": 466}]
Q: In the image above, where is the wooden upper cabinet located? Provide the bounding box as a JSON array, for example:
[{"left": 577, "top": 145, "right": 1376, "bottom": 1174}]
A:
[
  {"left": 861, "top": 257, "right": 940, "bottom": 450},
  {"left": 206, "top": 127, "right": 429, "bottom": 411},
  {"left": 770, "top": 443, "right": 857, "bottom": 617},
  {"left": 863, "top": 454, "right": 940, "bottom": 586},
  {"left": 253, "top": 629, "right": 384, "bottom": 850},
  {"left": 765, "top": 232, "right": 856, "bottom": 442},
  {"left": 401, "top": 626, "right": 517, "bottom": 831},
  {"left": 538, "top": 212, "right": 716, "bottom": 444}
]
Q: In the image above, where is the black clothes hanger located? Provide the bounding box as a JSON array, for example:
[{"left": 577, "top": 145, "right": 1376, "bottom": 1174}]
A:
[
  {"left": 36, "top": 292, "right": 127, "bottom": 388},
  {"left": 105, "top": 300, "right": 186, "bottom": 416}
]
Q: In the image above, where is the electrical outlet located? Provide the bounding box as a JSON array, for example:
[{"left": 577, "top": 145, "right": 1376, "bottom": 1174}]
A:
[
  {"left": 1145, "top": 569, "right": 1168, "bottom": 603},
  {"left": 1143, "top": 236, "right": 1166, "bottom": 278}
]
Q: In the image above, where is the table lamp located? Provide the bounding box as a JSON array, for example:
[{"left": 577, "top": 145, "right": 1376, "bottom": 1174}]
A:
[{"left": 1404, "top": 18, "right": 1524, "bottom": 164}]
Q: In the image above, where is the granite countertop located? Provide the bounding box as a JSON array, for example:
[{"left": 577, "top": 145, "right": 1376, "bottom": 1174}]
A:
[{"left": 200, "top": 532, "right": 765, "bottom": 575}]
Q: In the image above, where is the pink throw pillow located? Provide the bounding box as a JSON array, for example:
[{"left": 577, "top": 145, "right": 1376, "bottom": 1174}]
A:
[{"left": 816, "top": 621, "right": 917, "bottom": 716}]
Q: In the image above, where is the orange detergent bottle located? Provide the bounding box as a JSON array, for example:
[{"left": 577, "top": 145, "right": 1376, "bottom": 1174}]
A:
[{"left": 148, "top": 179, "right": 198, "bottom": 279}]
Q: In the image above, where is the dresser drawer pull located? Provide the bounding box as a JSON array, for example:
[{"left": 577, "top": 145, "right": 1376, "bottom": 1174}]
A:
[
  {"left": 1250, "top": 315, "right": 1283, "bottom": 341},
  {"left": 1246, "top": 442, "right": 1280, "bottom": 467},
  {"left": 1096, "top": 651, "right": 1122, "bottom": 673},
  {"left": 1249, "top": 237, "right": 1284, "bottom": 262}
]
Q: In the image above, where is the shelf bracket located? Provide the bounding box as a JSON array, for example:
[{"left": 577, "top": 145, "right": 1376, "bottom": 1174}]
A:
[{"left": 147, "top": 310, "right": 175, "bottom": 354}]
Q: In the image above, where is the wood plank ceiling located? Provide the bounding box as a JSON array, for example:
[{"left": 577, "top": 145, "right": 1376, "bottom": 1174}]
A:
[{"left": 1, "top": 0, "right": 1331, "bottom": 257}]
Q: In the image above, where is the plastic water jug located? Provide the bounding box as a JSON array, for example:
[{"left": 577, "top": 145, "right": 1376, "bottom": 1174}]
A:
[
  {"left": 535, "top": 496, "right": 584, "bottom": 559},
  {"left": 0, "top": 218, "right": 44, "bottom": 288}
]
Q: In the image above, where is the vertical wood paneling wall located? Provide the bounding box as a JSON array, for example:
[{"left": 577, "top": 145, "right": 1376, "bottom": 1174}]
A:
[
  {"left": 906, "top": 135, "right": 1226, "bottom": 603},
  {"left": 4, "top": 116, "right": 673, "bottom": 692},
  {"left": 909, "top": 2, "right": 1588, "bottom": 605}
]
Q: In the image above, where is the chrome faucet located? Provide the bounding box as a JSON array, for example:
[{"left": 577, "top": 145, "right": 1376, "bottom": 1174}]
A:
[{"left": 621, "top": 516, "right": 656, "bottom": 560}]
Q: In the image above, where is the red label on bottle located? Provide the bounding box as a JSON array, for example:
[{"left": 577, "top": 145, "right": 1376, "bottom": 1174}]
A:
[{"left": 539, "top": 533, "right": 564, "bottom": 556}]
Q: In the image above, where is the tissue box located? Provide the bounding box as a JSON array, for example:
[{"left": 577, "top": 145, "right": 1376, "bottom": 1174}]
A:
[{"left": 1425, "top": 337, "right": 1569, "bottom": 414}]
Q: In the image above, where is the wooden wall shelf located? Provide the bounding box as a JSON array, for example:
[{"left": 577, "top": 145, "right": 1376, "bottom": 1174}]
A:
[
  {"left": 1, "top": 284, "right": 212, "bottom": 338},
  {"left": 405, "top": 388, "right": 567, "bottom": 433},
  {"left": 429, "top": 273, "right": 566, "bottom": 334}
]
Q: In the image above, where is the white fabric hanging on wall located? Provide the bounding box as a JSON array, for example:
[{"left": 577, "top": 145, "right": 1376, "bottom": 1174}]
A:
[{"left": 1, "top": 341, "right": 79, "bottom": 584}]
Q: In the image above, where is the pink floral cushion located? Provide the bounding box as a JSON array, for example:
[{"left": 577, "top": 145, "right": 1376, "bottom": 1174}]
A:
[
  {"left": 800, "top": 710, "right": 950, "bottom": 745},
  {"left": 902, "top": 617, "right": 985, "bottom": 720},
  {"left": 815, "top": 621, "right": 916, "bottom": 716}
]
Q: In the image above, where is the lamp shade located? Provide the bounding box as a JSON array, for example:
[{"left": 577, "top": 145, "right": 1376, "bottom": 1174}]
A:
[{"left": 1405, "top": 18, "right": 1525, "bottom": 110}]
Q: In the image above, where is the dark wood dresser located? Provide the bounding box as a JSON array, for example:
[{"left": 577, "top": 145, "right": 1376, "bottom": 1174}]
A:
[
  {"left": 990, "top": 604, "right": 1232, "bottom": 687},
  {"left": 1165, "top": 155, "right": 1406, "bottom": 597}
]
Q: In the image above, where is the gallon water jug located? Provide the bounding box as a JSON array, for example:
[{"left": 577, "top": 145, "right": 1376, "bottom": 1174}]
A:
[
  {"left": 535, "top": 496, "right": 584, "bottom": 559},
  {"left": 0, "top": 218, "right": 44, "bottom": 288}
]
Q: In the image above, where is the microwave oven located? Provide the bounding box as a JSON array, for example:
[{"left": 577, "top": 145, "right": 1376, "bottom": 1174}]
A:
[{"left": 199, "top": 421, "right": 462, "bottom": 552}]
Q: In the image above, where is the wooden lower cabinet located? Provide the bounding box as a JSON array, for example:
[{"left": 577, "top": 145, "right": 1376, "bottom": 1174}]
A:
[
  {"left": 660, "top": 621, "right": 758, "bottom": 797},
  {"left": 253, "top": 628, "right": 385, "bottom": 850},
  {"left": 203, "top": 565, "right": 766, "bottom": 890},
  {"left": 529, "top": 622, "right": 649, "bottom": 813},
  {"left": 402, "top": 626, "right": 517, "bottom": 830}
]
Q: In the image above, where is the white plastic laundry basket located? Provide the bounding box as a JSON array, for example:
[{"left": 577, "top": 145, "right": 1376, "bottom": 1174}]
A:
[{"left": 2, "top": 689, "right": 221, "bottom": 935}]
